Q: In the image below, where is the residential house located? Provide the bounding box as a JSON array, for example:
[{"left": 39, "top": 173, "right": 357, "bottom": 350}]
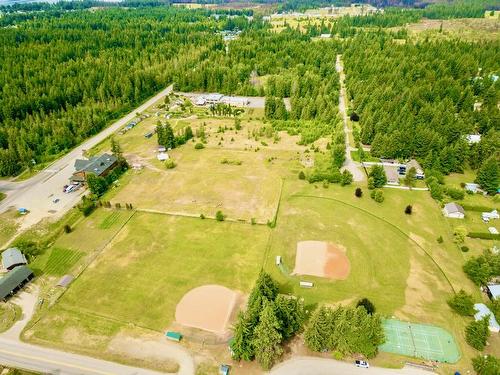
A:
[
  {"left": 486, "top": 284, "right": 500, "bottom": 300},
  {"left": 406, "top": 159, "right": 425, "bottom": 179},
  {"left": 442, "top": 203, "right": 465, "bottom": 219},
  {"left": 383, "top": 166, "right": 400, "bottom": 185}
]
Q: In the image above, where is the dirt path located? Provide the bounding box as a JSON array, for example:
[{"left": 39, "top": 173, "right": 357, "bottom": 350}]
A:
[
  {"left": 336, "top": 55, "right": 366, "bottom": 182},
  {"left": 1, "top": 284, "right": 39, "bottom": 341}
]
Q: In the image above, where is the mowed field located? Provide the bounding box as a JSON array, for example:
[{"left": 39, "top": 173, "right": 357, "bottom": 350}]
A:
[
  {"left": 99, "top": 108, "right": 304, "bottom": 223},
  {"left": 27, "top": 212, "right": 270, "bottom": 353}
]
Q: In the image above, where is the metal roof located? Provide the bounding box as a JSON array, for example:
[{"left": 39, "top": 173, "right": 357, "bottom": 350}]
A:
[
  {"left": 474, "top": 303, "right": 500, "bottom": 331},
  {"left": 74, "top": 154, "right": 117, "bottom": 176},
  {"left": 57, "top": 274, "right": 74, "bottom": 288},
  {"left": 488, "top": 284, "right": 500, "bottom": 299},
  {"left": 1, "top": 248, "right": 27, "bottom": 270},
  {"left": 444, "top": 202, "right": 465, "bottom": 215},
  {"left": 0, "top": 266, "right": 33, "bottom": 300}
]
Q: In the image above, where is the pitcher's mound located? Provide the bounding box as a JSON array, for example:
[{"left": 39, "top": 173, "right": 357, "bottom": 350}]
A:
[
  {"left": 175, "top": 285, "right": 238, "bottom": 335},
  {"left": 293, "top": 241, "right": 350, "bottom": 280}
]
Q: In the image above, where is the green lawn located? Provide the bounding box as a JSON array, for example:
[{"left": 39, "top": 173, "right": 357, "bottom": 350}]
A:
[
  {"left": 0, "top": 209, "right": 19, "bottom": 248},
  {"left": 28, "top": 212, "right": 270, "bottom": 350}
]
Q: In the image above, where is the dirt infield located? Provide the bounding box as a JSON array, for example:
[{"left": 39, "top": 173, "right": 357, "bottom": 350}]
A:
[
  {"left": 293, "top": 241, "right": 350, "bottom": 280},
  {"left": 175, "top": 285, "right": 238, "bottom": 335}
]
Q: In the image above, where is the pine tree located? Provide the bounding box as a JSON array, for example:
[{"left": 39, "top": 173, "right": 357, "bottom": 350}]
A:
[
  {"left": 274, "top": 295, "right": 304, "bottom": 341},
  {"left": 369, "top": 165, "right": 387, "bottom": 188},
  {"left": 305, "top": 305, "right": 331, "bottom": 352},
  {"left": 476, "top": 156, "right": 499, "bottom": 195},
  {"left": 230, "top": 312, "right": 255, "bottom": 361},
  {"left": 253, "top": 300, "right": 283, "bottom": 370},
  {"left": 465, "top": 316, "right": 490, "bottom": 350},
  {"left": 164, "top": 123, "right": 176, "bottom": 150}
]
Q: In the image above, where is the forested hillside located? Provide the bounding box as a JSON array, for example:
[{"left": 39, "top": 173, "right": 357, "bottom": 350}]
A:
[
  {"left": 344, "top": 33, "right": 499, "bottom": 174},
  {"left": 0, "top": 8, "right": 250, "bottom": 176}
]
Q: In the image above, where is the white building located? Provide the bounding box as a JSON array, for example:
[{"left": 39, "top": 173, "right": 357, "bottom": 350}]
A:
[
  {"left": 466, "top": 134, "right": 481, "bottom": 144},
  {"left": 442, "top": 203, "right": 465, "bottom": 219},
  {"left": 465, "top": 183, "right": 479, "bottom": 193},
  {"left": 474, "top": 303, "right": 500, "bottom": 333},
  {"left": 157, "top": 153, "right": 169, "bottom": 161},
  {"left": 482, "top": 210, "right": 499, "bottom": 221}
]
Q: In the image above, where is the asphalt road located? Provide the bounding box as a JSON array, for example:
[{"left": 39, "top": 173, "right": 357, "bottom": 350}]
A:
[
  {"left": 0, "top": 85, "right": 173, "bottom": 231},
  {"left": 269, "top": 357, "right": 432, "bottom": 375},
  {"left": 0, "top": 337, "right": 167, "bottom": 375}
]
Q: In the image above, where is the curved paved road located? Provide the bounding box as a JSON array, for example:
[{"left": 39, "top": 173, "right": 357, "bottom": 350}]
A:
[
  {"left": 270, "top": 357, "right": 432, "bottom": 375},
  {"left": 0, "top": 85, "right": 173, "bottom": 231}
]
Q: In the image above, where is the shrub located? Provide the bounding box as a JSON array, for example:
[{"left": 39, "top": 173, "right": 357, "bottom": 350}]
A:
[
  {"left": 463, "top": 250, "right": 500, "bottom": 285},
  {"left": 405, "top": 205, "right": 412, "bottom": 215},
  {"left": 63, "top": 224, "right": 72, "bottom": 234},
  {"left": 251, "top": 218, "right": 256, "bottom": 225},
  {"left": 298, "top": 171, "right": 306, "bottom": 180},
  {"left": 453, "top": 226, "right": 467, "bottom": 244},
  {"left": 194, "top": 142, "right": 204, "bottom": 150},
  {"left": 437, "top": 236, "right": 444, "bottom": 243},
  {"left": 355, "top": 187, "right": 363, "bottom": 198},
  {"left": 340, "top": 170, "right": 353, "bottom": 186},
  {"left": 446, "top": 187, "right": 465, "bottom": 200},
  {"left": 200, "top": 214, "right": 205, "bottom": 219},
  {"left": 370, "top": 189, "right": 384, "bottom": 203},
  {"left": 215, "top": 211, "right": 225, "bottom": 221},
  {"left": 165, "top": 159, "right": 176, "bottom": 169},
  {"left": 472, "top": 355, "right": 500, "bottom": 375},
  {"left": 367, "top": 177, "right": 375, "bottom": 190},
  {"left": 461, "top": 246, "right": 469, "bottom": 252},
  {"left": 447, "top": 290, "right": 475, "bottom": 316},
  {"left": 356, "top": 298, "right": 376, "bottom": 314},
  {"left": 467, "top": 232, "right": 499, "bottom": 240},
  {"left": 465, "top": 317, "right": 490, "bottom": 350},
  {"left": 115, "top": 203, "right": 121, "bottom": 209}
]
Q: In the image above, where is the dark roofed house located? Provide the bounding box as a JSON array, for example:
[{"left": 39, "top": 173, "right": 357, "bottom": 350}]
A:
[
  {"left": 72, "top": 153, "right": 118, "bottom": 183},
  {"left": 0, "top": 266, "right": 34, "bottom": 301},
  {"left": 1, "top": 248, "right": 27, "bottom": 271}
]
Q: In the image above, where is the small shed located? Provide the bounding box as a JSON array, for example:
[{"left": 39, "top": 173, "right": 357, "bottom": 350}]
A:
[
  {"left": 465, "top": 183, "right": 479, "bottom": 193},
  {"left": 219, "top": 364, "right": 231, "bottom": 375},
  {"left": 488, "top": 227, "right": 499, "bottom": 235},
  {"left": 165, "top": 331, "right": 182, "bottom": 342},
  {"left": 486, "top": 284, "right": 500, "bottom": 300},
  {"left": 442, "top": 203, "right": 465, "bottom": 219},
  {"left": 1, "top": 248, "right": 27, "bottom": 271},
  {"left": 0, "top": 266, "right": 34, "bottom": 301},
  {"left": 474, "top": 303, "right": 500, "bottom": 333},
  {"left": 57, "top": 275, "right": 74, "bottom": 288},
  {"left": 300, "top": 281, "right": 313, "bottom": 288},
  {"left": 466, "top": 134, "right": 481, "bottom": 144},
  {"left": 157, "top": 153, "right": 169, "bottom": 161}
]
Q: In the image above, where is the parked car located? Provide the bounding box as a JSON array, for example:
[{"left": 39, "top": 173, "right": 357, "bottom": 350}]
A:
[{"left": 355, "top": 360, "right": 369, "bottom": 369}]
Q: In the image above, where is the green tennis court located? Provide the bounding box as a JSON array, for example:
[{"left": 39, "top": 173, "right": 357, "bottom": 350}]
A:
[{"left": 379, "top": 319, "right": 460, "bottom": 363}]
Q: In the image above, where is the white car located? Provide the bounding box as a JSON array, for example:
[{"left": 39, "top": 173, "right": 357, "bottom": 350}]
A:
[{"left": 355, "top": 360, "right": 369, "bottom": 369}]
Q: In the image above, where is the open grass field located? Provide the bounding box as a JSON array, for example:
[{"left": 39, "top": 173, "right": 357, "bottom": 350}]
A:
[
  {"left": 393, "top": 17, "right": 500, "bottom": 42},
  {"left": 264, "top": 179, "right": 500, "bottom": 372},
  {"left": 0, "top": 303, "right": 21, "bottom": 333},
  {"left": 27, "top": 212, "right": 270, "bottom": 351},
  {"left": 0, "top": 209, "right": 19, "bottom": 248},
  {"left": 23, "top": 91, "right": 500, "bottom": 374}
]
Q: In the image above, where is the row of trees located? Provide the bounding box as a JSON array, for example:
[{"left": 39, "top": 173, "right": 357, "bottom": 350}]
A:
[
  {"left": 305, "top": 304, "right": 385, "bottom": 358},
  {"left": 230, "top": 272, "right": 304, "bottom": 369}
]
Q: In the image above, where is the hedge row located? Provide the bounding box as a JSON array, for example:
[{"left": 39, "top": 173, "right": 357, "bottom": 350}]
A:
[{"left": 467, "top": 232, "right": 499, "bottom": 240}]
